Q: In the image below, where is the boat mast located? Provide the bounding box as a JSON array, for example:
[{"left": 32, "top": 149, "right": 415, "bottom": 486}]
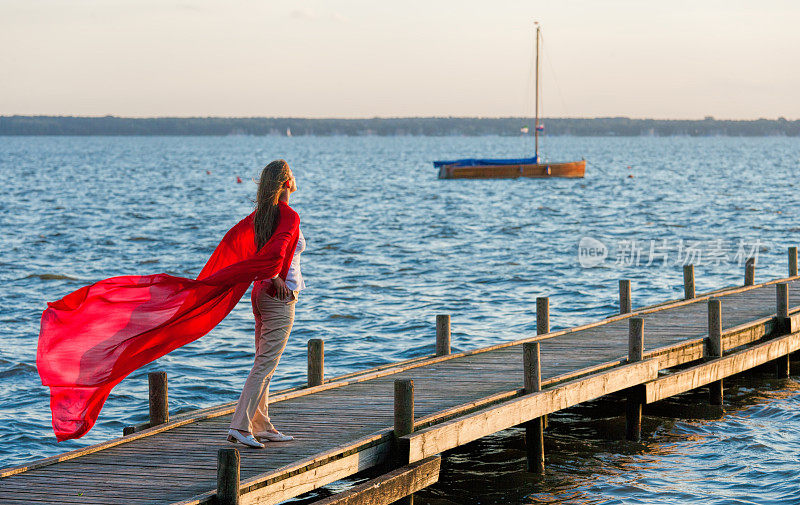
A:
[{"left": 534, "top": 22, "right": 540, "bottom": 162}]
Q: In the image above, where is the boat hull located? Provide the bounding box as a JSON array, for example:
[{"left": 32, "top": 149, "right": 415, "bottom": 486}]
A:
[{"left": 438, "top": 160, "right": 586, "bottom": 180}]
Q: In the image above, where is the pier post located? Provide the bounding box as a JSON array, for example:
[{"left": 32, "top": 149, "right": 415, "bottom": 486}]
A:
[
  {"left": 148, "top": 371, "right": 168, "bottom": 427},
  {"left": 708, "top": 299, "right": 724, "bottom": 406},
  {"left": 744, "top": 258, "right": 755, "bottom": 286},
  {"left": 394, "top": 379, "right": 414, "bottom": 438},
  {"left": 307, "top": 339, "right": 324, "bottom": 387},
  {"left": 776, "top": 283, "right": 791, "bottom": 378},
  {"left": 776, "top": 352, "right": 791, "bottom": 379},
  {"left": 523, "top": 342, "right": 544, "bottom": 474},
  {"left": 523, "top": 343, "right": 545, "bottom": 473},
  {"left": 536, "top": 297, "right": 550, "bottom": 335},
  {"left": 535, "top": 296, "right": 550, "bottom": 432},
  {"left": 521, "top": 296, "right": 549, "bottom": 474},
  {"left": 790, "top": 247, "right": 798, "bottom": 277},
  {"left": 683, "top": 265, "right": 696, "bottom": 300},
  {"left": 217, "top": 448, "right": 240, "bottom": 505},
  {"left": 436, "top": 315, "right": 451, "bottom": 356},
  {"left": 626, "top": 318, "right": 644, "bottom": 441},
  {"left": 394, "top": 379, "right": 415, "bottom": 505},
  {"left": 777, "top": 283, "right": 789, "bottom": 320},
  {"left": 619, "top": 280, "right": 631, "bottom": 314}
]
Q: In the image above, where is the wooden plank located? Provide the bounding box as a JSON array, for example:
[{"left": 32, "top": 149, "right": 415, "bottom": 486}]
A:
[
  {"left": 645, "top": 332, "right": 800, "bottom": 403},
  {"left": 307, "top": 456, "right": 440, "bottom": 505},
  {"left": 400, "top": 359, "right": 659, "bottom": 462},
  {"left": 170, "top": 440, "right": 391, "bottom": 505}
]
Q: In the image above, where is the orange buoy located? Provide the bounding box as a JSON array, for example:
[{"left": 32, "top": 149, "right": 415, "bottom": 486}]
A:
[{"left": 236, "top": 176, "right": 242, "bottom": 183}]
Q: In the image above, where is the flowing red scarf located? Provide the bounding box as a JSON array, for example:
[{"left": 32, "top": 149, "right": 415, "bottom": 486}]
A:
[{"left": 37, "top": 203, "right": 300, "bottom": 441}]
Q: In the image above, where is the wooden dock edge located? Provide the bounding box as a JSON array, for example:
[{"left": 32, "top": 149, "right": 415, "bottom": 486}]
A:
[
  {"left": 400, "top": 359, "right": 660, "bottom": 462},
  {"left": 646, "top": 313, "right": 777, "bottom": 369},
  {"left": 285, "top": 456, "right": 440, "bottom": 505},
  {"left": 645, "top": 330, "right": 800, "bottom": 403}
]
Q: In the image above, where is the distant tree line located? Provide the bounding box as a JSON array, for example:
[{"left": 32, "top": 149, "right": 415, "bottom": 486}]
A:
[{"left": 0, "top": 115, "right": 797, "bottom": 136}]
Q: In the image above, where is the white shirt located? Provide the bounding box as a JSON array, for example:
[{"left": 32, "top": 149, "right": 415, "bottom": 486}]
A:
[{"left": 284, "top": 229, "right": 306, "bottom": 292}]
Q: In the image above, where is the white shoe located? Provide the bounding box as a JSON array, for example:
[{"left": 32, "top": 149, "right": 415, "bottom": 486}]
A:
[
  {"left": 255, "top": 430, "right": 294, "bottom": 442},
  {"left": 227, "top": 429, "right": 265, "bottom": 448}
]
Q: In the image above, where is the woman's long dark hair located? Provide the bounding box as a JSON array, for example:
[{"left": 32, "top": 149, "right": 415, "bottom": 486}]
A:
[{"left": 254, "top": 159, "right": 292, "bottom": 250}]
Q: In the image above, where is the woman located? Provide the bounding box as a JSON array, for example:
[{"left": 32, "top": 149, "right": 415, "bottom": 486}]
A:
[
  {"left": 227, "top": 159, "right": 305, "bottom": 449},
  {"left": 38, "top": 160, "right": 302, "bottom": 442}
]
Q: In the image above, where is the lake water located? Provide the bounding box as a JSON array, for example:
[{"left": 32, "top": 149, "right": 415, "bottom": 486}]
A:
[{"left": 1, "top": 135, "right": 798, "bottom": 503}]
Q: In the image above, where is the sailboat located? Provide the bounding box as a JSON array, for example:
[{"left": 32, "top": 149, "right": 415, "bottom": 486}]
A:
[{"left": 434, "top": 23, "right": 586, "bottom": 180}]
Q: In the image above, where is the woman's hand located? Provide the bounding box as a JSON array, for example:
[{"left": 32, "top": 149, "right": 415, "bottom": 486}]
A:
[{"left": 271, "top": 276, "right": 291, "bottom": 300}]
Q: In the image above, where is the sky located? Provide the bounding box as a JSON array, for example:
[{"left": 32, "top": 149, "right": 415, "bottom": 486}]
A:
[{"left": 1, "top": 0, "right": 799, "bottom": 119}]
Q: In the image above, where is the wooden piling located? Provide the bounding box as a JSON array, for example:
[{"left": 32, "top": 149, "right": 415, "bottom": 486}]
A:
[
  {"left": 536, "top": 295, "right": 550, "bottom": 430},
  {"left": 776, "top": 354, "right": 791, "bottom": 379},
  {"left": 683, "top": 265, "right": 695, "bottom": 300},
  {"left": 536, "top": 297, "right": 550, "bottom": 334},
  {"left": 148, "top": 371, "right": 168, "bottom": 426},
  {"left": 436, "top": 315, "right": 451, "bottom": 357},
  {"left": 790, "top": 247, "right": 798, "bottom": 277},
  {"left": 217, "top": 448, "right": 240, "bottom": 505},
  {"left": 628, "top": 318, "right": 644, "bottom": 363},
  {"left": 708, "top": 380, "right": 724, "bottom": 407},
  {"left": 626, "top": 318, "right": 644, "bottom": 441},
  {"left": 523, "top": 343, "right": 542, "bottom": 394},
  {"left": 523, "top": 342, "right": 544, "bottom": 474},
  {"left": 708, "top": 299, "right": 723, "bottom": 405},
  {"left": 394, "top": 379, "right": 415, "bottom": 505},
  {"left": 394, "top": 379, "right": 414, "bottom": 437},
  {"left": 122, "top": 426, "right": 135, "bottom": 436},
  {"left": 777, "top": 283, "right": 789, "bottom": 320},
  {"left": 776, "top": 283, "right": 791, "bottom": 378},
  {"left": 619, "top": 280, "right": 631, "bottom": 314},
  {"left": 532, "top": 296, "right": 549, "bottom": 455},
  {"left": 745, "top": 258, "right": 755, "bottom": 286},
  {"left": 308, "top": 339, "right": 324, "bottom": 387}
]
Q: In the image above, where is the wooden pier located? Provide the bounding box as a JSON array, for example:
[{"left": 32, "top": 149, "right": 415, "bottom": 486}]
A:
[{"left": 3, "top": 253, "right": 800, "bottom": 505}]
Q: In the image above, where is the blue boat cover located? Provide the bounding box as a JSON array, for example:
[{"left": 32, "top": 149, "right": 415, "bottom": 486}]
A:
[{"left": 433, "top": 156, "right": 538, "bottom": 168}]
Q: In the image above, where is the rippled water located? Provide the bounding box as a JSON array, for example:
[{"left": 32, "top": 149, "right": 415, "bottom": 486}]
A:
[{"left": 1, "top": 136, "right": 798, "bottom": 502}]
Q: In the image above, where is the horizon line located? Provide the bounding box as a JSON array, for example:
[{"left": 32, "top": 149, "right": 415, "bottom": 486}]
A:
[{"left": 1, "top": 114, "right": 797, "bottom": 122}]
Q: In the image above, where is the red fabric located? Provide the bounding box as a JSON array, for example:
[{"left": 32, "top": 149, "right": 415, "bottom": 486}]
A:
[{"left": 37, "top": 202, "right": 300, "bottom": 441}]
